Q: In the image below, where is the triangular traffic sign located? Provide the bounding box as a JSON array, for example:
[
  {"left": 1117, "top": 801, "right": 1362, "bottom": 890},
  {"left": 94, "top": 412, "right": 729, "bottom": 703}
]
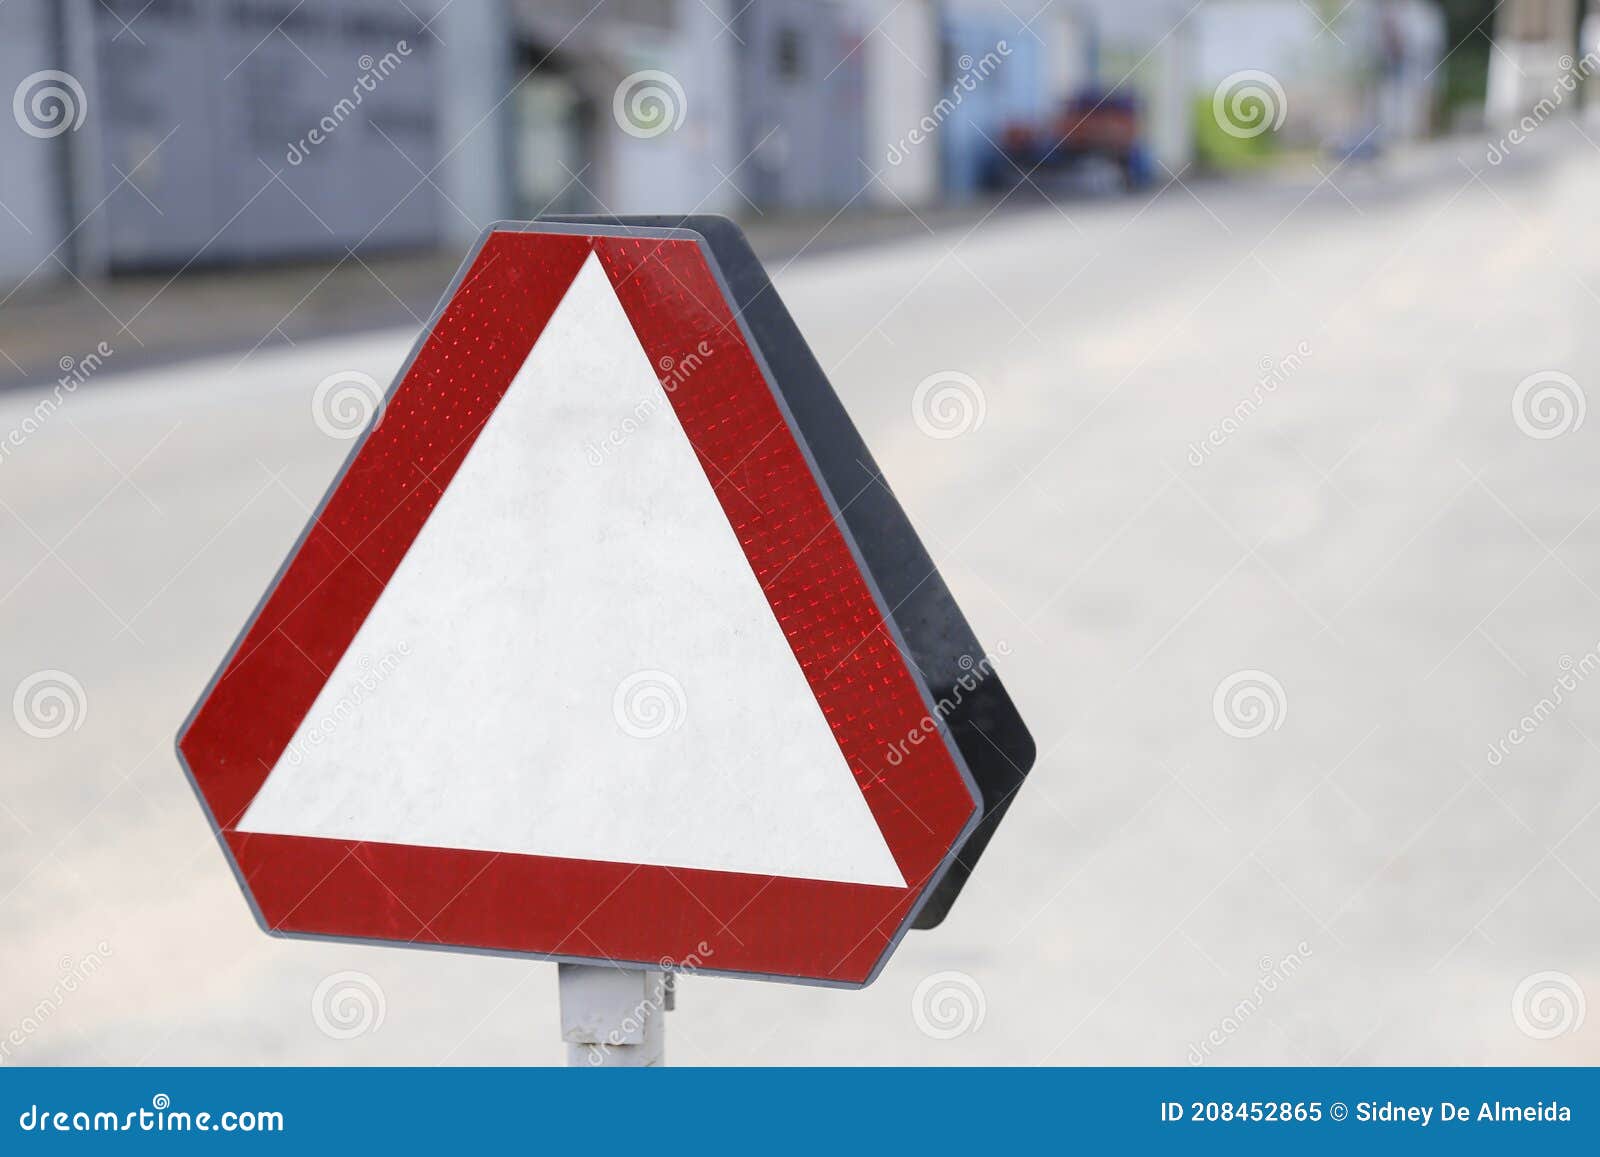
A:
[
  {"left": 178, "top": 219, "right": 1033, "bottom": 985},
  {"left": 239, "top": 254, "right": 905, "bottom": 887}
]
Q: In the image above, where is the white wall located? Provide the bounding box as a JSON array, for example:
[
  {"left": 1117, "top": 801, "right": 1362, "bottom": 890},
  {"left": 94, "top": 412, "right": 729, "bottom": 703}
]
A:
[
  {"left": 436, "top": 0, "right": 518, "bottom": 245},
  {"left": 1145, "top": 15, "right": 1198, "bottom": 171},
  {"left": 603, "top": 0, "right": 742, "bottom": 216},
  {"left": 856, "top": 0, "right": 941, "bottom": 207}
]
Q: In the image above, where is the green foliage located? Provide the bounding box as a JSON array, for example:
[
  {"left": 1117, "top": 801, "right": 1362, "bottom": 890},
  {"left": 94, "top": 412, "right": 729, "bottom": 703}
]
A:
[
  {"left": 1193, "top": 95, "right": 1279, "bottom": 171},
  {"left": 1435, "top": 0, "right": 1498, "bottom": 112}
]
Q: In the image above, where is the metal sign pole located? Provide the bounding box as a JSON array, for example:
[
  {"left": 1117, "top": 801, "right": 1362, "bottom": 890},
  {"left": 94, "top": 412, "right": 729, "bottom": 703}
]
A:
[{"left": 557, "top": 963, "right": 668, "bottom": 1067}]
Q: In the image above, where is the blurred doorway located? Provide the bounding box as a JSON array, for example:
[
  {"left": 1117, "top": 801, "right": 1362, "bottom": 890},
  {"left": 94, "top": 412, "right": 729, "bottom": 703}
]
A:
[
  {"left": 510, "top": 51, "right": 594, "bottom": 218},
  {"left": 736, "top": 0, "right": 868, "bottom": 211}
]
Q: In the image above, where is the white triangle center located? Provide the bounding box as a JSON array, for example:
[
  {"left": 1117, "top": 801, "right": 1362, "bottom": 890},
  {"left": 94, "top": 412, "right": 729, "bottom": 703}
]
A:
[{"left": 237, "top": 254, "right": 905, "bottom": 888}]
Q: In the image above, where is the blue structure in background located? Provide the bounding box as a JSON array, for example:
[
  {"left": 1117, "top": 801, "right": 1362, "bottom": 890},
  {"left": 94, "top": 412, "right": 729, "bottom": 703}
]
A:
[{"left": 938, "top": 12, "right": 1052, "bottom": 198}]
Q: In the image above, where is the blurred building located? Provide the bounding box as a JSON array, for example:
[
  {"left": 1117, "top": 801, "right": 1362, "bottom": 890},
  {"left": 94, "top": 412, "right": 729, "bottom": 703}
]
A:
[
  {"left": 1486, "top": 0, "right": 1581, "bottom": 125},
  {"left": 1191, "top": 0, "right": 1444, "bottom": 156},
  {"left": 732, "top": 0, "right": 871, "bottom": 210},
  {"left": 937, "top": 0, "right": 1083, "bottom": 198},
  {"left": 4, "top": 0, "right": 461, "bottom": 280},
  {"left": 0, "top": 0, "right": 1458, "bottom": 290},
  {"left": 1586, "top": 1, "right": 1600, "bottom": 110},
  {"left": 858, "top": 0, "right": 943, "bottom": 207},
  {"left": 0, "top": 0, "right": 64, "bottom": 285},
  {"left": 505, "top": 0, "right": 741, "bottom": 221}
]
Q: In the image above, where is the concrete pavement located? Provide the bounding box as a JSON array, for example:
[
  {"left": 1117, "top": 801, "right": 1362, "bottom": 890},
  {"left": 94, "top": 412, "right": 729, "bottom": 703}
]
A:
[{"left": 3, "top": 128, "right": 1600, "bottom": 1065}]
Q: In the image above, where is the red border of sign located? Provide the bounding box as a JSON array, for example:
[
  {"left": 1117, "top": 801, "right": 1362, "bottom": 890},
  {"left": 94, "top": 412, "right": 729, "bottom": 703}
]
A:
[{"left": 178, "top": 228, "right": 977, "bottom": 985}]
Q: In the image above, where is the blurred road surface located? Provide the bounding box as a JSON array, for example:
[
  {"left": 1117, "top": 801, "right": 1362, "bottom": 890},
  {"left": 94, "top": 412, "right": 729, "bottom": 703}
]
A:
[{"left": 4, "top": 128, "right": 1600, "bottom": 1065}]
